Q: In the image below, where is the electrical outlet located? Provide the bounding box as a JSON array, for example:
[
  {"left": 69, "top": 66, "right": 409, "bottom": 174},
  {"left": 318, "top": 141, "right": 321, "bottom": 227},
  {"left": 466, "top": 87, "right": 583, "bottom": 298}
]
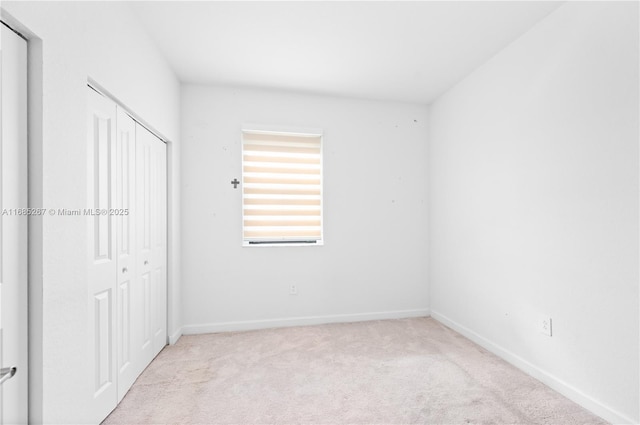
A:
[
  {"left": 289, "top": 284, "right": 298, "bottom": 295},
  {"left": 540, "top": 317, "right": 552, "bottom": 337}
]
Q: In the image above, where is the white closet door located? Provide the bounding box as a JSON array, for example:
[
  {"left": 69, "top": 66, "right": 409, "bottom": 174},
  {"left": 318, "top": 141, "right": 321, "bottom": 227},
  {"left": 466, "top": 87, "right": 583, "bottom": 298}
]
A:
[
  {"left": 0, "top": 23, "right": 28, "bottom": 425},
  {"left": 115, "top": 108, "right": 137, "bottom": 400},
  {"left": 135, "top": 125, "right": 155, "bottom": 370},
  {"left": 87, "top": 88, "right": 118, "bottom": 421},
  {"left": 135, "top": 125, "right": 167, "bottom": 366},
  {"left": 151, "top": 137, "right": 167, "bottom": 355},
  {"left": 87, "top": 87, "right": 168, "bottom": 422}
]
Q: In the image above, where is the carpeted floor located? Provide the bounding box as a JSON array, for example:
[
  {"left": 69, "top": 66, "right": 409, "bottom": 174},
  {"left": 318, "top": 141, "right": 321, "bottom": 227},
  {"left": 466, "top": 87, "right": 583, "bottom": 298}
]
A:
[{"left": 102, "top": 317, "right": 607, "bottom": 424}]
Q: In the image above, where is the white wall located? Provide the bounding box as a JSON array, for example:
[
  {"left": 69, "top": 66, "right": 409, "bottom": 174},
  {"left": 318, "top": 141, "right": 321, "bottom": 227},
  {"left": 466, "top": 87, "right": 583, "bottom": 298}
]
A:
[
  {"left": 428, "top": 2, "right": 639, "bottom": 423},
  {"left": 1, "top": 2, "right": 181, "bottom": 423},
  {"left": 181, "top": 86, "right": 429, "bottom": 332},
  {"left": 3, "top": 0, "right": 635, "bottom": 423}
]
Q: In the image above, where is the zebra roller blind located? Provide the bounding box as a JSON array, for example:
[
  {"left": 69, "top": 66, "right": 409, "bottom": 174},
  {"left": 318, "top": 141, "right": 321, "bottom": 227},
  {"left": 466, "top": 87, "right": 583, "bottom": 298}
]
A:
[{"left": 242, "top": 130, "right": 323, "bottom": 245}]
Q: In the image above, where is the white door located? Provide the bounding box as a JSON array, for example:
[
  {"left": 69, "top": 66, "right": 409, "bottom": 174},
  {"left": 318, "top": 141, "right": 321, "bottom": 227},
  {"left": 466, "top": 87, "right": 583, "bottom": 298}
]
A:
[
  {"left": 150, "top": 135, "right": 167, "bottom": 355},
  {"left": 115, "top": 108, "right": 137, "bottom": 401},
  {"left": 135, "top": 125, "right": 167, "bottom": 368},
  {"left": 135, "top": 125, "right": 154, "bottom": 371},
  {"left": 87, "top": 87, "right": 118, "bottom": 421},
  {"left": 0, "top": 22, "right": 28, "bottom": 425},
  {"left": 87, "top": 88, "right": 168, "bottom": 423}
]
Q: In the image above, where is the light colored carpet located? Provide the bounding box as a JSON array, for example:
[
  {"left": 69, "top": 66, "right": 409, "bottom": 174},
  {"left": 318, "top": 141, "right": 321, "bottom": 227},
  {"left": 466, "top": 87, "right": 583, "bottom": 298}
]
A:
[{"left": 102, "top": 317, "right": 607, "bottom": 424}]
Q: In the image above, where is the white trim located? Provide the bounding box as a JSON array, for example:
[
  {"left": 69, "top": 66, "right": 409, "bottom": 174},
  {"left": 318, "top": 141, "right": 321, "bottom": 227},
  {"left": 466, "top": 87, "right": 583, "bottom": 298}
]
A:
[
  {"left": 168, "top": 327, "right": 183, "bottom": 345},
  {"left": 183, "top": 309, "right": 429, "bottom": 335},
  {"left": 430, "top": 310, "right": 636, "bottom": 425}
]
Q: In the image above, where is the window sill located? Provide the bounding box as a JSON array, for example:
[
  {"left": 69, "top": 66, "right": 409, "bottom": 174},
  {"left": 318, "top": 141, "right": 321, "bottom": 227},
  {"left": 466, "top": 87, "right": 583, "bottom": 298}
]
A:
[{"left": 242, "top": 241, "right": 324, "bottom": 248}]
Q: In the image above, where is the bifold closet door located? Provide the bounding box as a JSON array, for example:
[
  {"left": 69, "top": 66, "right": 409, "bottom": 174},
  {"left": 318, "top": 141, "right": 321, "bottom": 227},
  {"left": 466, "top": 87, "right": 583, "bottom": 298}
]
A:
[
  {"left": 135, "top": 125, "right": 167, "bottom": 369},
  {"left": 88, "top": 87, "right": 168, "bottom": 422},
  {"left": 149, "top": 128, "right": 167, "bottom": 356},
  {"left": 115, "top": 108, "right": 137, "bottom": 401},
  {"left": 87, "top": 88, "right": 118, "bottom": 421}
]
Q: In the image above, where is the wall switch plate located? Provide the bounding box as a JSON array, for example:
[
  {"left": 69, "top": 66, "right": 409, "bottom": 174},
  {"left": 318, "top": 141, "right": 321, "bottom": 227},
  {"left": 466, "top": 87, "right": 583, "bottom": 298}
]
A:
[
  {"left": 289, "top": 284, "right": 298, "bottom": 295},
  {"left": 540, "top": 317, "right": 552, "bottom": 337}
]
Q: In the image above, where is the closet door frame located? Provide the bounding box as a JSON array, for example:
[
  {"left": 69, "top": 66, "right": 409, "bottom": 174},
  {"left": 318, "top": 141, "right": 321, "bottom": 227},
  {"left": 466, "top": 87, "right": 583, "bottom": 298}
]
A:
[{"left": 0, "top": 20, "right": 29, "bottom": 425}]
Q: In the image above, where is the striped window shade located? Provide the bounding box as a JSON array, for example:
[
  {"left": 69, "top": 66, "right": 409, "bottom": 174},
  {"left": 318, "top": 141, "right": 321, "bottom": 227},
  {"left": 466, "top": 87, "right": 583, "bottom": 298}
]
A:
[{"left": 242, "top": 130, "right": 323, "bottom": 245}]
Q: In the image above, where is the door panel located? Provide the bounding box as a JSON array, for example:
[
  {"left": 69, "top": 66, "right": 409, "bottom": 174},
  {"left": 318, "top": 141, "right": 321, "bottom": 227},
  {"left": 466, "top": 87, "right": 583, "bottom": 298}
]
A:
[
  {"left": 87, "top": 88, "right": 117, "bottom": 420},
  {"left": 93, "top": 289, "right": 113, "bottom": 396},
  {"left": 1, "top": 23, "right": 28, "bottom": 425},
  {"left": 115, "top": 108, "right": 136, "bottom": 400},
  {"left": 136, "top": 126, "right": 167, "bottom": 360},
  {"left": 152, "top": 141, "right": 167, "bottom": 354},
  {"left": 135, "top": 125, "right": 154, "bottom": 371},
  {"left": 117, "top": 281, "right": 130, "bottom": 376},
  {"left": 143, "top": 272, "right": 151, "bottom": 348}
]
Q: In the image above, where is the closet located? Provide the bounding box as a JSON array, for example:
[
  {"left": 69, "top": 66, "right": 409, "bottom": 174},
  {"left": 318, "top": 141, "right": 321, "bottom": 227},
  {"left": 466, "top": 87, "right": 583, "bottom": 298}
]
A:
[{"left": 87, "top": 87, "right": 167, "bottom": 422}]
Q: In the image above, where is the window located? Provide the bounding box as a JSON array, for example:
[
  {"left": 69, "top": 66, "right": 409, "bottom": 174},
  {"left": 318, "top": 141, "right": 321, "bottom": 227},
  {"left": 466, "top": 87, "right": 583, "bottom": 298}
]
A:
[{"left": 242, "top": 129, "right": 323, "bottom": 246}]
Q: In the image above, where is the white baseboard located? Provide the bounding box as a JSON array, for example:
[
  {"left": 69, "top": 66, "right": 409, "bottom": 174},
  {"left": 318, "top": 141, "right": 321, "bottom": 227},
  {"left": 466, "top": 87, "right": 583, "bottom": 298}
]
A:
[
  {"left": 430, "top": 310, "right": 636, "bottom": 425},
  {"left": 168, "top": 327, "right": 183, "bottom": 345},
  {"left": 182, "top": 308, "right": 430, "bottom": 335}
]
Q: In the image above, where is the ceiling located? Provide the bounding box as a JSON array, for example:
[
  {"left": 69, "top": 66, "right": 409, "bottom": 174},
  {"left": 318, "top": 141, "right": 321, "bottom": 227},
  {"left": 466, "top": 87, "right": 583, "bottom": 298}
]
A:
[{"left": 130, "top": 1, "right": 563, "bottom": 104}]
